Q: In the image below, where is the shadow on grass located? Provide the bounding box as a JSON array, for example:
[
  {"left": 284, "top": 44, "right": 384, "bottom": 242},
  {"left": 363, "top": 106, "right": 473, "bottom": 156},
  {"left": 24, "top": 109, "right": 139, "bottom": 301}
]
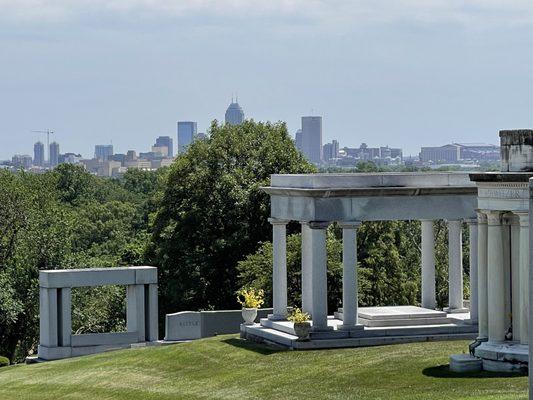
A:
[
  {"left": 222, "top": 338, "right": 286, "bottom": 355},
  {"left": 422, "top": 364, "right": 527, "bottom": 379}
]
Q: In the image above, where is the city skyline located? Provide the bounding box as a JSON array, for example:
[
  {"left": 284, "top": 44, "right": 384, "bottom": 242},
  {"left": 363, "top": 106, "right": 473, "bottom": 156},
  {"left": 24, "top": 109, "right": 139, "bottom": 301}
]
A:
[{"left": 2, "top": 2, "right": 532, "bottom": 160}]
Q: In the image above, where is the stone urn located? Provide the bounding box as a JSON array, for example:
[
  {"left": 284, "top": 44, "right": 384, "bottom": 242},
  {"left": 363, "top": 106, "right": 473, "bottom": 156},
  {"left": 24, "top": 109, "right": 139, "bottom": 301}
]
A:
[
  {"left": 293, "top": 322, "right": 311, "bottom": 341},
  {"left": 242, "top": 308, "right": 258, "bottom": 325}
]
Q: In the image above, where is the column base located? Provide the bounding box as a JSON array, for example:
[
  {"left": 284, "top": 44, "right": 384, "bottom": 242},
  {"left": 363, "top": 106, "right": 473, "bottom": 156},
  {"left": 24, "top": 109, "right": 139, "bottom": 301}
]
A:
[
  {"left": 267, "top": 313, "right": 287, "bottom": 321},
  {"left": 444, "top": 307, "right": 469, "bottom": 314},
  {"left": 337, "top": 324, "right": 364, "bottom": 332},
  {"left": 311, "top": 324, "right": 334, "bottom": 332}
]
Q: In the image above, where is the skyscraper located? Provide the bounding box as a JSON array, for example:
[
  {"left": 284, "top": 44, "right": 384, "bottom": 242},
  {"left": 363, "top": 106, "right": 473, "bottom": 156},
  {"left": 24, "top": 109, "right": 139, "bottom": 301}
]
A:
[
  {"left": 177, "top": 121, "right": 197, "bottom": 154},
  {"left": 49, "top": 142, "right": 60, "bottom": 167},
  {"left": 95, "top": 145, "right": 114, "bottom": 161},
  {"left": 155, "top": 136, "right": 174, "bottom": 157},
  {"left": 295, "top": 129, "right": 303, "bottom": 153},
  {"left": 323, "top": 140, "right": 339, "bottom": 162},
  {"left": 225, "top": 100, "right": 244, "bottom": 125},
  {"left": 34, "top": 141, "right": 45, "bottom": 167},
  {"left": 301, "top": 116, "right": 323, "bottom": 164}
]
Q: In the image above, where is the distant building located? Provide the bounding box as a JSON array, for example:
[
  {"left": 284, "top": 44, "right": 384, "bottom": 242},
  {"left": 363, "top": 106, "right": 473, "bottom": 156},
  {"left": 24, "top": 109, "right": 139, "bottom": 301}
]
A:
[
  {"left": 95, "top": 145, "right": 114, "bottom": 161},
  {"left": 456, "top": 143, "right": 500, "bottom": 162},
  {"left": 323, "top": 140, "right": 339, "bottom": 162},
  {"left": 155, "top": 136, "right": 174, "bottom": 157},
  {"left": 12, "top": 154, "right": 33, "bottom": 169},
  {"left": 109, "top": 153, "right": 126, "bottom": 164},
  {"left": 301, "top": 116, "right": 323, "bottom": 165},
  {"left": 295, "top": 129, "right": 303, "bottom": 153},
  {"left": 197, "top": 132, "right": 207, "bottom": 140},
  {"left": 33, "top": 141, "right": 45, "bottom": 167},
  {"left": 59, "top": 153, "right": 82, "bottom": 164},
  {"left": 341, "top": 143, "right": 403, "bottom": 166},
  {"left": 151, "top": 146, "right": 168, "bottom": 157},
  {"left": 225, "top": 101, "right": 244, "bottom": 125},
  {"left": 126, "top": 150, "right": 137, "bottom": 162},
  {"left": 177, "top": 121, "right": 197, "bottom": 154},
  {"left": 49, "top": 142, "right": 60, "bottom": 167},
  {"left": 419, "top": 143, "right": 498, "bottom": 164}
]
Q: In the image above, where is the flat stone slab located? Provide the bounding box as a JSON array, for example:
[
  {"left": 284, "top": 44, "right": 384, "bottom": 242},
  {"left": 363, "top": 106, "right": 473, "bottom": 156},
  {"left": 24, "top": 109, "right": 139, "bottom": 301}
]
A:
[
  {"left": 358, "top": 306, "right": 448, "bottom": 320},
  {"left": 449, "top": 354, "right": 482, "bottom": 372},
  {"left": 475, "top": 341, "right": 528, "bottom": 363}
]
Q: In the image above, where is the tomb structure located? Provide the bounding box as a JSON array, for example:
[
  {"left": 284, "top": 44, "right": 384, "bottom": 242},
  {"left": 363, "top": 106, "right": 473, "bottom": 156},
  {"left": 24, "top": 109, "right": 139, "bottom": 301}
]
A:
[
  {"left": 38, "top": 266, "right": 158, "bottom": 360},
  {"left": 451, "top": 130, "right": 533, "bottom": 373},
  {"left": 242, "top": 172, "right": 480, "bottom": 348}
]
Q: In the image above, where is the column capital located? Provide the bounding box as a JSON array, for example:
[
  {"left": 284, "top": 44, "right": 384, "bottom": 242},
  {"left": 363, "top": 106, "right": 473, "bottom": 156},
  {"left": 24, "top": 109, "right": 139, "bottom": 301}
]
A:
[
  {"left": 476, "top": 209, "right": 488, "bottom": 224},
  {"left": 465, "top": 218, "right": 478, "bottom": 226},
  {"left": 338, "top": 221, "right": 362, "bottom": 229},
  {"left": 268, "top": 218, "right": 290, "bottom": 226},
  {"left": 485, "top": 210, "right": 502, "bottom": 226},
  {"left": 446, "top": 219, "right": 462, "bottom": 227},
  {"left": 308, "top": 221, "right": 330, "bottom": 230},
  {"left": 514, "top": 211, "right": 529, "bottom": 227}
]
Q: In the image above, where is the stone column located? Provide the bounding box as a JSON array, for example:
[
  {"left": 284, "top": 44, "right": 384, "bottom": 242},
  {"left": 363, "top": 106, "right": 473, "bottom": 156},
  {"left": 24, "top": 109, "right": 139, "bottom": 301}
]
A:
[
  {"left": 127, "top": 284, "right": 146, "bottom": 342},
  {"left": 309, "top": 221, "right": 332, "bottom": 331},
  {"left": 339, "top": 221, "right": 362, "bottom": 331},
  {"left": 301, "top": 222, "right": 313, "bottom": 315},
  {"left": 516, "top": 212, "right": 529, "bottom": 345},
  {"left": 510, "top": 215, "right": 520, "bottom": 342},
  {"left": 447, "top": 220, "right": 466, "bottom": 312},
  {"left": 39, "top": 287, "right": 58, "bottom": 348},
  {"left": 486, "top": 211, "right": 506, "bottom": 342},
  {"left": 466, "top": 218, "right": 479, "bottom": 323},
  {"left": 527, "top": 178, "right": 533, "bottom": 400},
  {"left": 476, "top": 211, "right": 488, "bottom": 339},
  {"left": 268, "top": 218, "right": 289, "bottom": 321},
  {"left": 421, "top": 220, "right": 436, "bottom": 310}
]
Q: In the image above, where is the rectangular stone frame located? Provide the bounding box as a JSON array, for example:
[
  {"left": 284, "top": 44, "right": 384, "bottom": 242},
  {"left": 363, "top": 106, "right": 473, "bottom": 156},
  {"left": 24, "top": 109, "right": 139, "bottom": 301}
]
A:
[{"left": 38, "top": 266, "right": 158, "bottom": 361}]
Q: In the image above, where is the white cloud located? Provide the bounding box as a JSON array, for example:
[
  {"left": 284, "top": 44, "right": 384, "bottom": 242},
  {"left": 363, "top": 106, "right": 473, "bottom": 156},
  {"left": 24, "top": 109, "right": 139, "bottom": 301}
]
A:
[{"left": 1, "top": 0, "right": 533, "bottom": 28}]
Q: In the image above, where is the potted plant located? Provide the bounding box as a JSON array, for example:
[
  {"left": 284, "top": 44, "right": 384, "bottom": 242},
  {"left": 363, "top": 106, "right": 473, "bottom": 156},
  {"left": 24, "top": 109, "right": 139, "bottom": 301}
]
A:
[
  {"left": 236, "top": 287, "right": 264, "bottom": 325},
  {"left": 288, "top": 308, "right": 311, "bottom": 341}
]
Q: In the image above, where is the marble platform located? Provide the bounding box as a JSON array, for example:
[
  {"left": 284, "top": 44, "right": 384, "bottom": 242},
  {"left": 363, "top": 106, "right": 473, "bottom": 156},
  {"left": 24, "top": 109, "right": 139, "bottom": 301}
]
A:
[
  {"left": 336, "top": 306, "right": 452, "bottom": 327},
  {"left": 243, "top": 306, "right": 477, "bottom": 350}
]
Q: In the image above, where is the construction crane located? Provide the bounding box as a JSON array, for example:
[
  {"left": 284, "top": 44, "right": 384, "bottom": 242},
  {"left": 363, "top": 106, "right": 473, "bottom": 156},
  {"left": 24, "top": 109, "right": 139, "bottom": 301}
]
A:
[{"left": 31, "top": 129, "right": 54, "bottom": 163}]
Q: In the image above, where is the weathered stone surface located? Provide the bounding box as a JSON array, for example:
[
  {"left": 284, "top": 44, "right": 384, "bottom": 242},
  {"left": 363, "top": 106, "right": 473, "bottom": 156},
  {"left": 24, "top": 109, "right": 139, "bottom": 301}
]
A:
[{"left": 449, "top": 354, "right": 482, "bottom": 373}]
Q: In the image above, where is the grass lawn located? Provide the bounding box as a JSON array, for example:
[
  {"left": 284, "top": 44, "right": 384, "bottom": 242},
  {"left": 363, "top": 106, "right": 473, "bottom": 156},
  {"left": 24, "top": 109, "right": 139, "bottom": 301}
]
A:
[{"left": 0, "top": 336, "right": 527, "bottom": 400}]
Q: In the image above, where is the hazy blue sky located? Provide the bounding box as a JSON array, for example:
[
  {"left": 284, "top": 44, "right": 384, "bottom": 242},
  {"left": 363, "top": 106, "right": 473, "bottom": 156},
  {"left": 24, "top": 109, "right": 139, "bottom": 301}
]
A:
[{"left": 1, "top": 0, "right": 533, "bottom": 159}]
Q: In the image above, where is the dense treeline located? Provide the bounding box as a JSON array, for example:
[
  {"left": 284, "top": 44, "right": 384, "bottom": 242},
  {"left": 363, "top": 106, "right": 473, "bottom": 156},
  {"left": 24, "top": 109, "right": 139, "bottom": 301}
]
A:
[{"left": 0, "top": 121, "right": 470, "bottom": 362}]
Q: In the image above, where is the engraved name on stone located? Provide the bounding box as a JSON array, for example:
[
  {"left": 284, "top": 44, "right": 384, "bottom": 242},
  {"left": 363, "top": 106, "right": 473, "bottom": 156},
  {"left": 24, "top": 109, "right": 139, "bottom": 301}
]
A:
[
  {"left": 179, "top": 321, "right": 200, "bottom": 327},
  {"left": 479, "top": 188, "right": 523, "bottom": 199}
]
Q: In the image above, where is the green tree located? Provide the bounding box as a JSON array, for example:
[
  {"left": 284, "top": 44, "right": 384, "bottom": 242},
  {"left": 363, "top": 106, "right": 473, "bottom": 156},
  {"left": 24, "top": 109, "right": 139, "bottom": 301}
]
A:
[{"left": 147, "top": 120, "right": 315, "bottom": 316}]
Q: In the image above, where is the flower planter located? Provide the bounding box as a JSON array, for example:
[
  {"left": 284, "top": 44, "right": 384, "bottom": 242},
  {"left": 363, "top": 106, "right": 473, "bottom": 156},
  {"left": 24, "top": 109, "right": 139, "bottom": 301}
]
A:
[
  {"left": 242, "top": 308, "right": 258, "bottom": 325},
  {"left": 293, "top": 322, "right": 311, "bottom": 341}
]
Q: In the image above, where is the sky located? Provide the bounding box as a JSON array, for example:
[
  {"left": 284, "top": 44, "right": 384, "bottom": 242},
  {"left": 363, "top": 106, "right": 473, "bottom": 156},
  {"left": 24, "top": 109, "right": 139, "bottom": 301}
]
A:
[{"left": 1, "top": 0, "right": 533, "bottom": 159}]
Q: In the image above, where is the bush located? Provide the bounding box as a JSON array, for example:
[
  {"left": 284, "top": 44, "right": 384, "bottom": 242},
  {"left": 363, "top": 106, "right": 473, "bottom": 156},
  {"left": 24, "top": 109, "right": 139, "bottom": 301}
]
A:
[{"left": 0, "top": 356, "right": 9, "bottom": 367}]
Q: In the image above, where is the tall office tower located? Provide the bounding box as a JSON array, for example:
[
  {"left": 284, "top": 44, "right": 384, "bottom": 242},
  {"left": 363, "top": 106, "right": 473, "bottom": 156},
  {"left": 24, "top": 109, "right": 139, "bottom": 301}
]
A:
[
  {"left": 95, "top": 145, "right": 114, "bottom": 161},
  {"left": 155, "top": 136, "right": 174, "bottom": 157},
  {"left": 177, "top": 121, "right": 197, "bottom": 154},
  {"left": 301, "top": 116, "right": 323, "bottom": 165},
  {"left": 225, "top": 100, "right": 244, "bottom": 125},
  {"left": 323, "top": 140, "right": 340, "bottom": 162},
  {"left": 295, "top": 129, "right": 303, "bottom": 152},
  {"left": 33, "top": 141, "right": 45, "bottom": 167},
  {"left": 49, "top": 142, "right": 60, "bottom": 167}
]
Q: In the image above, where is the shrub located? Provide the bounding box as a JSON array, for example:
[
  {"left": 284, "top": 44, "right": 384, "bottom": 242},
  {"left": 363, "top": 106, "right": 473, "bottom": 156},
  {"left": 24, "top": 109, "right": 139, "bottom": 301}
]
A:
[
  {"left": 236, "top": 288, "right": 265, "bottom": 309},
  {"left": 287, "top": 308, "right": 310, "bottom": 324},
  {"left": 0, "top": 356, "right": 9, "bottom": 367}
]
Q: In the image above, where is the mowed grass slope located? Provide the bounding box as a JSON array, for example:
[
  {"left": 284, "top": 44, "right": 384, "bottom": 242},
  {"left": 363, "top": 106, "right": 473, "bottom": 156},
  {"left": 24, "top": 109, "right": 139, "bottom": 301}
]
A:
[{"left": 0, "top": 336, "right": 527, "bottom": 400}]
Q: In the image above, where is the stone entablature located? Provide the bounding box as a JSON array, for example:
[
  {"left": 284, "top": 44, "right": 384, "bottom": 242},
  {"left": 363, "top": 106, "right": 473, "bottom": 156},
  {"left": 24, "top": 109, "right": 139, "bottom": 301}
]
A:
[{"left": 263, "top": 172, "right": 477, "bottom": 222}]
